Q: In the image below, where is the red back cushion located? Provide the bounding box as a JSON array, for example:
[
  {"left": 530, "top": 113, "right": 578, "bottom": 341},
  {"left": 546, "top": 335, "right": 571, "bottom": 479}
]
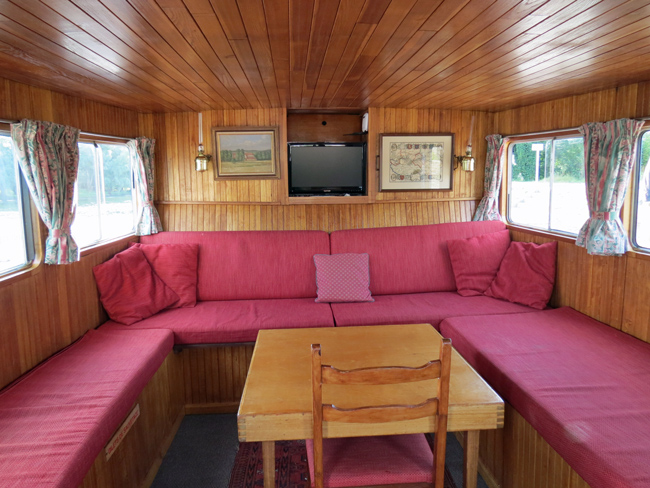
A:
[
  {"left": 314, "top": 253, "right": 373, "bottom": 303},
  {"left": 485, "top": 241, "right": 557, "bottom": 309},
  {"left": 93, "top": 246, "right": 179, "bottom": 324},
  {"left": 130, "top": 243, "right": 199, "bottom": 308},
  {"left": 448, "top": 229, "right": 511, "bottom": 296},
  {"left": 140, "top": 231, "right": 331, "bottom": 300},
  {"left": 330, "top": 221, "right": 507, "bottom": 295}
]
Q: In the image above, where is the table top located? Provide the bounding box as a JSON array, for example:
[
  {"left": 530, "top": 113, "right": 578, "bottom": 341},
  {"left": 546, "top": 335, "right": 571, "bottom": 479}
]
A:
[{"left": 238, "top": 324, "right": 503, "bottom": 442}]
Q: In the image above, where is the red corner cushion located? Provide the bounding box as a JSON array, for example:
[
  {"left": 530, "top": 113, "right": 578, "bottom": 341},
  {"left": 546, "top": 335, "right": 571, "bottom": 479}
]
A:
[
  {"left": 130, "top": 243, "right": 199, "bottom": 308},
  {"left": 140, "top": 231, "right": 330, "bottom": 301},
  {"left": 448, "top": 229, "right": 511, "bottom": 296},
  {"left": 314, "top": 253, "right": 373, "bottom": 303},
  {"left": 101, "top": 298, "right": 335, "bottom": 344},
  {"left": 93, "top": 246, "right": 179, "bottom": 324},
  {"left": 0, "top": 328, "right": 173, "bottom": 488},
  {"left": 306, "top": 435, "right": 433, "bottom": 487},
  {"left": 485, "top": 241, "right": 557, "bottom": 309},
  {"left": 440, "top": 308, "right": 650, "bottom": 488},
  {"left": 330, "top": 221, "right": 507, "bottom": 296}
]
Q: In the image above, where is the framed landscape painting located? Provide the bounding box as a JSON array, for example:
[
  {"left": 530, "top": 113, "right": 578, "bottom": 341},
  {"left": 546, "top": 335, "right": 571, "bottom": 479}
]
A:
[
  {"left": 213, "top": 127, "right": 279, "bottom": 179},
  {"left": 379, "top": 133, "right": 454, "bottom": 191}
]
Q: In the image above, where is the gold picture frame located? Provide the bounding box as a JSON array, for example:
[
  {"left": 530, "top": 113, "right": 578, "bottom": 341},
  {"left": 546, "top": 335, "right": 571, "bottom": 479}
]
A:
[
  {"left": 379, "top": 133, "right": 454, "bottom": 191},
  {"left": 213, "top": 127, "right": 280, "bottom": 179}
]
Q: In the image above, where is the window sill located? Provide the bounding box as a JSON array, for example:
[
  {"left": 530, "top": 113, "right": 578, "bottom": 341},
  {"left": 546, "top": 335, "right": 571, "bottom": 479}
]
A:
[
  {"left": 505, "top": 224, "right": 578, "bottom": 244},
  {"left": 79, "top": 234, "right": 138, "bottom": 257},
  {"left": 0, "top": 258, "right": 43, "bottom": 289}
]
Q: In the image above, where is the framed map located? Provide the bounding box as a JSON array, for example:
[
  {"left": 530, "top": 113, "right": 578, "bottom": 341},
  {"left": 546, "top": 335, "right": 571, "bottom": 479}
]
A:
[{"left": 379, "top": 133, "right": 454, "bottom": 191}]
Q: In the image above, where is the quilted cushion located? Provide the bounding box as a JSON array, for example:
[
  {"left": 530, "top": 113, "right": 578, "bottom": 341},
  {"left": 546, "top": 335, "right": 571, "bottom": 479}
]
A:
[
  {"left": 448, "top": 229, "right": 511, "bottom": 296},
  {"left": 485, "top": 241, "right": 557, "bottom": 309},
  {"left": 93, "top": 246, "right": 179, "bottom": 324},
  {"left": 130, "top": 243, "right": 199, "bottom": 308},
  {"left": 306, "top": 435, "right": 433, "bottom": 487},
  {"left": 314, "top": 253, "right": 373, "bottom": 303}
]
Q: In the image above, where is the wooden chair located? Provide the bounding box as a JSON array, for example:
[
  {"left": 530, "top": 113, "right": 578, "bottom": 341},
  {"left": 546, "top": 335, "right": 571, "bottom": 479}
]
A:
[{"left": 308, "top": 338, "right": 452, "bottom": 488}]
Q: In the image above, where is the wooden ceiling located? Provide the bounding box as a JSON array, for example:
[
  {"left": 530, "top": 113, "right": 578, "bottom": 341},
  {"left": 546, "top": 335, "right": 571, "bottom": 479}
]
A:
[{"left": 1, "top": 0, "right": 650, "bottom": 113}]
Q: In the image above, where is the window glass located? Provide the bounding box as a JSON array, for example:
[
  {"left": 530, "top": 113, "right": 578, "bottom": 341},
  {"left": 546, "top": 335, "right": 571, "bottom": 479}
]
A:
[
  {"left": 634, "top": 131, "right": 650, "bottom": 250},
  {"left": 508, "top": 137, "right": 587, "bottom": 235},
  {"left": 71, "top": 141, "right": 135, "bottom": 248},
  {"left": 0, "top": 133, "right": 33, "bottom": 275}
]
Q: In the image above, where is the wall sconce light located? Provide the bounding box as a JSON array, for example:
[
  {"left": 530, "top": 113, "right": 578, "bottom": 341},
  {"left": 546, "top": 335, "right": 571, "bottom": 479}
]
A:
[
  {"left": 455, "top": 115, "right": 475, "bottom": 172},
  {"left": 195, "top": 112, "right": 212, "bottom": 172}
]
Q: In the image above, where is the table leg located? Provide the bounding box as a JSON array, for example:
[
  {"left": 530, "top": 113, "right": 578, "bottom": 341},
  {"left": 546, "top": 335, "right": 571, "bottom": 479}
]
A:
[
  {"left": 463, "top": 430, "right": 480, "bottom": 488},
  {"left": 262, "top": 441, "right": 275, "bottom": 488}
]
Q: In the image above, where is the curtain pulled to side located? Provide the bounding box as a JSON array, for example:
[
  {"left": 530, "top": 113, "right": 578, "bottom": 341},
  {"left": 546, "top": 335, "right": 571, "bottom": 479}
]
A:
[
  {"left": 128, "top": 137, "right": 162, "bottom": 236},
  {"left": 473, "top": 134, "right": 504, "bottom": 221},
  {"left": 11, "top": 119, "right": 80, "bottom": 265},
  {"left": 576, "top": 118, "right": 644, "bottom": 256}
]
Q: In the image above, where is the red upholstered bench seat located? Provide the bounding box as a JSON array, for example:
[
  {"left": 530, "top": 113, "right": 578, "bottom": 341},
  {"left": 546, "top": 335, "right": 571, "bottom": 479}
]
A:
[
  {"left": 440, "top": 307, "right": 650, "bottom": 488},
  {"left": 102, "top": 298, "right": 335, "bottom": 344},
  {"left": 0, "top": 327, "right": 173, "bottom": 488},
  {"left": 331, "top": 291, "right": 537, "bottom": 329}
]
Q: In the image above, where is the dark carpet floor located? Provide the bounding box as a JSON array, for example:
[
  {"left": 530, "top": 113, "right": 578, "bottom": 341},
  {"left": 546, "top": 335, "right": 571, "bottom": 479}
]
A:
[{"left": 151, "top": 413, "right": 489, "bottom": 488}]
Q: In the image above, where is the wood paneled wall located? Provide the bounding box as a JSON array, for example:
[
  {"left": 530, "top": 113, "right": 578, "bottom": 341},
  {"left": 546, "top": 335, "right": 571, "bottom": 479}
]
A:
[
  {"left": 495, "top": 82, "right": 650, "bottom": 344},
  {"left": 0, "top": 77, "right": 141, "bottom": 390},
  {"left": 143, "top": 106, "right": 491, "bottom": 233}
]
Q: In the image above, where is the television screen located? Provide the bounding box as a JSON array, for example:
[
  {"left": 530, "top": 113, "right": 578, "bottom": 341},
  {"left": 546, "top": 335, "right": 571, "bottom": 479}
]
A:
[{"left": 288, "top": 143, "right": 367, "bottom": 196}]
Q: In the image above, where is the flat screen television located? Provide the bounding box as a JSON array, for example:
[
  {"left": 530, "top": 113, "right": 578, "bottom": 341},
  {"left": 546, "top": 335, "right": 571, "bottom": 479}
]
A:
[{"left": 288, "top": 142, "right": 367, "bottom": 196}]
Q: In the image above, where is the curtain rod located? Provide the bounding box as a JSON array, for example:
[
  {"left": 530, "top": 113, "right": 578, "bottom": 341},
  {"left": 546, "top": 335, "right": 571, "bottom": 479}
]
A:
[{"left": 1, "top": 118, "right": 132, "bottom": 141}]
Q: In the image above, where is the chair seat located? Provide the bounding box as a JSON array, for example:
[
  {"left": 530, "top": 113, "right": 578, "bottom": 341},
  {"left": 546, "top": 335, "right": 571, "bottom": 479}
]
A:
[{"left": 306, "top": 434, "right": 434, "bottom": 487}]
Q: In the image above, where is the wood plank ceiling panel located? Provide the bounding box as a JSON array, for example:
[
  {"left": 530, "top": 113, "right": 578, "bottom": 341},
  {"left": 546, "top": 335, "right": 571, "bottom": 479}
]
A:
[{"left": 0, "top": 0, "right": 649, "bottom": 113}]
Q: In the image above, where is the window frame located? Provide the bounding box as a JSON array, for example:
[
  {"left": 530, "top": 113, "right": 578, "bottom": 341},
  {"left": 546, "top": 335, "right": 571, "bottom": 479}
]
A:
[
  {"left": 504, "top": 129, "right": 587, "bottom": 239},
  {"left": 73, "top": 136, "right": 137, "bottom": 250},
  {"left": 0, "top": 124, "right": 37, "bottom": 279},
  {"left": 630, "top": 127, "right": 650, "bottom": 253}
]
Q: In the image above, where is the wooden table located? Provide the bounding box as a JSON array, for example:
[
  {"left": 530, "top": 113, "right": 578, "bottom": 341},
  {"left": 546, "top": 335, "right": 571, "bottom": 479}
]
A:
[{"left": 237, "top": 324, "right": 504, "bottom": 488}]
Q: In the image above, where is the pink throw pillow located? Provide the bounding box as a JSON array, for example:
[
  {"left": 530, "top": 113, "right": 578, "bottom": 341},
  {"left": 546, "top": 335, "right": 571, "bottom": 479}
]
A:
[
  {"left": 485, "top": 241, "right": 558, "bottom": 309},
  {"left": 314, "top": 253, "right": 374, "bottom": 303},
  {"left": 93, "top": 246, "right": 179, "bottom": 325},
  {"left": 448, "top": 230, "right": 511, "bottom": 296},
  {"left": 129, "top": 243, "right": 199, "bottom": 308}
]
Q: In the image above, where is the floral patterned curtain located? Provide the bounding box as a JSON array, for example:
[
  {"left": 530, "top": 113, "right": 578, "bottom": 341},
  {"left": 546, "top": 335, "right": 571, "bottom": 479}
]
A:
[
  {"left": 11, "top": 119, "right": 80, "bottom": 265},
  {"left": 128, "top": 137, "right": 162, "bottom": 236},
  {"left": 577, "top": 118, "right": 644, "bottom": 256},
  {"left": 473, "top": 134, "right": 505, "bottom": 221}
]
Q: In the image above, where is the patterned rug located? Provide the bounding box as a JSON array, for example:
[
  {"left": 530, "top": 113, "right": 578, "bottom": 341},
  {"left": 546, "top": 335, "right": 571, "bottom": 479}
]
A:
[{"left": 228, "top": 438, "right": 458, "bottom": 488}]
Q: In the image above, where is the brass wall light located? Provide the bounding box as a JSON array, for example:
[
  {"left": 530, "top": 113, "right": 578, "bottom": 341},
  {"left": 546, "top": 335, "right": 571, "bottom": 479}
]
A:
[
  {"left": 195, "top": 112, "right": 212, "bottom": 172},
  {"left": 455, "top": 115, "right": 475, "bottom": 172}
]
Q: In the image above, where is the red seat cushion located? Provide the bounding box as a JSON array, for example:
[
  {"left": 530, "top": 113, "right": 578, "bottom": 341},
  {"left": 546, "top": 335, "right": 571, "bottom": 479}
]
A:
[
  {"left": 0, "top": 328, "right": 173, "bottom": 488},
  {"left": 440, "top": 308, "right": 650, "bottom": 488},
  {"left": 101, "top": 298, "right": 335, "bottom": 344},
  {"left": 93, "top": 246, "right": 179, "bottom": 324},
  {"left": 331, "top": 292, "right": 538, "bottom": 329},
  {"left": 306, "top": 434, "right": 433, "bottom": 487}
]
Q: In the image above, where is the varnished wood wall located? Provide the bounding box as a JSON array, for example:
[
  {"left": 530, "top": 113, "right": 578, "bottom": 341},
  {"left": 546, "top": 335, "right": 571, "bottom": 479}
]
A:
[
  {"left": 0, "top": 77, "right": 141, "bottom": 389},
  {"left": 495, "top": 82, "right": 650, "bottom": 343},
  {"left": 141, "top": 106, "right": 491, "bottom": 232}
]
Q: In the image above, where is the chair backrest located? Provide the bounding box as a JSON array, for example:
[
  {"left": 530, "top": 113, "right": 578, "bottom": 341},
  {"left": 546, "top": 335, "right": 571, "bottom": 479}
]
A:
[{"left": 310, "top": 338, "right": 452, "bottom": 488}]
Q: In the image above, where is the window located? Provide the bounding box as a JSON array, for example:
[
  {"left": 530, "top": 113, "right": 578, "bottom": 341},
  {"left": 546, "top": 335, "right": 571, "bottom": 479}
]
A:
[
  {"left": 507, "top": 136, "right": 588, "bottom": 235},
  {"left": 0, "top": 131, "right": 34, "bottom": 275},
  {"left": 633, "top": 131, "right": 650, "bottom": 250},
  {"left": 71, "top": 141, "right": 136, "bottom": 248}
]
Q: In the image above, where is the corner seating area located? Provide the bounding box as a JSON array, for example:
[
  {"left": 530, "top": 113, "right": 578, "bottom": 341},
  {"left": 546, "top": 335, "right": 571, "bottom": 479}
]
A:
[{"left": 1, "top": 220, "right": 649, "bottom": 487}]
